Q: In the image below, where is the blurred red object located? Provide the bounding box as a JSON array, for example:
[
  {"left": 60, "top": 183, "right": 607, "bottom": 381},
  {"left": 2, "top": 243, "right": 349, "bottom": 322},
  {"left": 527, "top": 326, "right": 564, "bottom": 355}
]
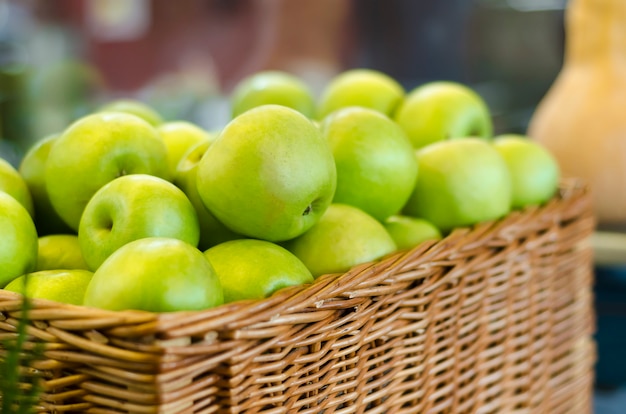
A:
[{"left": 42, "top": 0, "right": 354, "bottom": 94}]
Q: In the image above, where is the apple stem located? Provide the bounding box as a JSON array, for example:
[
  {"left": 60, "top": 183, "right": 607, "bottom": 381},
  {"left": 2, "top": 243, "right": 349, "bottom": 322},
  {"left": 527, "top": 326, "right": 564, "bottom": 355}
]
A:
[{"left": 303, "top": 205, "right": 312, "bottom": 216}]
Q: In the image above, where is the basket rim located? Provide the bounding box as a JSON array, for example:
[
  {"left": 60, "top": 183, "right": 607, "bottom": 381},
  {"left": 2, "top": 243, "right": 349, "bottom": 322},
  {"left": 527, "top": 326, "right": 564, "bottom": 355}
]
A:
[{"left": 0, "top": 177, "right": 592, "bottom": 332}]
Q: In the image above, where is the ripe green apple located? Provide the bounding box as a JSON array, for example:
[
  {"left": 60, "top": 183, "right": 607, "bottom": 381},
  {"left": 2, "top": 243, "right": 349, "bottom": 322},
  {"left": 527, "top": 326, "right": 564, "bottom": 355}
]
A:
[
  {"left": 317, "top": 69, "right": 404, "bottom": 119},
  {"left": 493, "top": 135, "right": 560, "bottom": 209},
  {"left": 383, "top": 215, "right": 442, "bottom": 251},
  {"left": 83, "top": 237, "right": 223, "bottom": 312},
  {"left": 402, "top": 138, "right": 512, "bottom": 233},
  {"left": 204, "top": 239, "right": 313, "bottom": 303},
  {"left": 230, "top": 71, "right": 315, "bottom": 118},
  {"left": 0, "top": 157, "right": 34, "bottom": 217},
  {"left": 5, "top": 269, "right": 93, "bottom": 305},
  {"left": 157, "top": 121, "right": 213, "bottom": 177},
  {"left": 98, "top": 99, "right": 164, "bottom": 126},
  {"left": 37, "top": 234, "right": 89, "bottom": 271},
  {"left": 197, "top": 105, "right": 336, "bottom": 242},
  {"left": 174, "top": 140, "right": 241, "bottom": 250},
  {"left": 394, "top": 81, "right": 493, "bottom": 149},
  {"left": 320, "top": 107, "right": 418, "bottom": 221},
  {"left": 0, "top": 192, "right": 38, "bottom": 287},
  {"left": 18, "top": 133, "right": 73, "bottom": 235},
  {"left": 45, "top": 112, "right": 170, "bottom": 230},
  {"left": 285, "top": 204, "right": 397, "bottom": 278},
  {"left": 78, "top": 174, "right": 200, "bottom": 270}
]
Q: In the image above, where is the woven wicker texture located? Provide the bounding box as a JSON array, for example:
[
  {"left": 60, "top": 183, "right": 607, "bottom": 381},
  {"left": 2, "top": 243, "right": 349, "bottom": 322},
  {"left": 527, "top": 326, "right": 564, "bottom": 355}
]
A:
[{"left": 0, "top": 179, "right": 595, "bottom": 413}]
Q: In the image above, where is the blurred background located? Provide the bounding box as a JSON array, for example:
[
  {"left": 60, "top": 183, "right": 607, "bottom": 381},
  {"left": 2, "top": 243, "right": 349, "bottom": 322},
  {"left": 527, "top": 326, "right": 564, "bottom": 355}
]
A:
[
  {"left": 1, "top": 0, "right": 624, "bottom": 412},
  {"left": 0, "top": 0, "right": 566, "bottom": 161}
]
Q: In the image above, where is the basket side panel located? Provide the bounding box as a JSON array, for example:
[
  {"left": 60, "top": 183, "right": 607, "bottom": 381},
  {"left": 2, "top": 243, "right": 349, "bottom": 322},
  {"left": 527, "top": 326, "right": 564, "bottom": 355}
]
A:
[{"left": 210, "top": 186, "right": 596, "bottom": 414}]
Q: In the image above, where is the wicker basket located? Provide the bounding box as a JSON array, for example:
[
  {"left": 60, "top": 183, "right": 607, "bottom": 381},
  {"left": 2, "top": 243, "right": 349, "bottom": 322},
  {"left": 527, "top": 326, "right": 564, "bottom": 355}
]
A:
[{"left": 0, "top": 178, "right": 596, "bottom": 414}]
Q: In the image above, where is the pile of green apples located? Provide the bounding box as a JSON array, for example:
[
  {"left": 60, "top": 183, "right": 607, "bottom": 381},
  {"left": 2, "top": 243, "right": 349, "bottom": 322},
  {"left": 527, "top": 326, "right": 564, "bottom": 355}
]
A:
[{"left": 0, "top": 69, "right": 560, "bottom": 313}]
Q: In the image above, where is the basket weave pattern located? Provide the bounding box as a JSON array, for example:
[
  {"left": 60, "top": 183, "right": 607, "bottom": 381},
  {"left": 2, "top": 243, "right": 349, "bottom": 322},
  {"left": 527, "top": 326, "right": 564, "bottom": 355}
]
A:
[{"left": 0, "top": 179, "right": 595, "bottom": 413}]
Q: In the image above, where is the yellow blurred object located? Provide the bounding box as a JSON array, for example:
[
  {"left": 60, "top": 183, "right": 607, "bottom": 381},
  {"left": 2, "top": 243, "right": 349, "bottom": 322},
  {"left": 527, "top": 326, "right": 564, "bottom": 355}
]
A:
[
  {"left": 592, "top": 231, "right": 626, "bottom": 266},
  {"left": 528, "top": 0, "right": 626, "bottom": 230}
]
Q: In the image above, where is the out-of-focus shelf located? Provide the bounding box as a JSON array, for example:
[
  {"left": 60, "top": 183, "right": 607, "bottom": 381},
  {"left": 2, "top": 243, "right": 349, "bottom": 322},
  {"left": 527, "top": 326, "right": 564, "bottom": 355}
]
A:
[{"left": 593, "top": 231, "right": 626, "bottom": 267}]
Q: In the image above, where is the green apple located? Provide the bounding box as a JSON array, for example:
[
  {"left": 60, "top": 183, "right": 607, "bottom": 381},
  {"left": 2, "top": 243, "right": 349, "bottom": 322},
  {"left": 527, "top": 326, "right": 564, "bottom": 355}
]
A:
[
  {"left": 402, "top": 138, "right": 512, "bottom": 233},
  {"left": 0, "top": 157, "right": 34, "bottom": 217},
  {"left": 394, "top": 81, "right": 493, "bottom": 149},
  {"left": 204, "top": 239, "right": 313, "bottom": 303},
  {"left": 157, "top": 121, "right": 213, "bottom": 177},
  {"left": 37, "top": 234, "right": 89, "bottom": 271},
  {"left": 83, "top": 237, "right": 223, "bottom": 312},
  {"left": 45, "top": 112, "right": 170, "bottom": 230},
  {"left": 494, "top": 135, "right": 560, "bottom": 209},
  {"left": 0, "top": 192, "right": 38, "bottom": 287},
  {"left": 174, "top": 140, "right": 241, "bottom": 250},
  {"left": 78, "top": 174, "right": 199, "bottom": 270},
  {"left": 321, "top": 107, "right": 418, "bottom": 221},
  {"left": 230, "top": 71, "right": 315, "bottom": 118},
  {"left": 197, "top": 105, "right": 336, "bottom": 242},
  {"left": 98, "top": 99, "right": 164, "bottom": 126},
  {"left": 317, "top": 69, "right": 404, "bottom": 119},
  {"left": 383, "top": 215, "right": 442, "bottom": 251},
  {"left": 18, "top": 133, "right": 73, "bottom": 235},
  {"left": 5, "top": 269, "right": 93, "bottom": 305},
  {"left": 285, "top": 204, "right": 397, "bottom": 278}
]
